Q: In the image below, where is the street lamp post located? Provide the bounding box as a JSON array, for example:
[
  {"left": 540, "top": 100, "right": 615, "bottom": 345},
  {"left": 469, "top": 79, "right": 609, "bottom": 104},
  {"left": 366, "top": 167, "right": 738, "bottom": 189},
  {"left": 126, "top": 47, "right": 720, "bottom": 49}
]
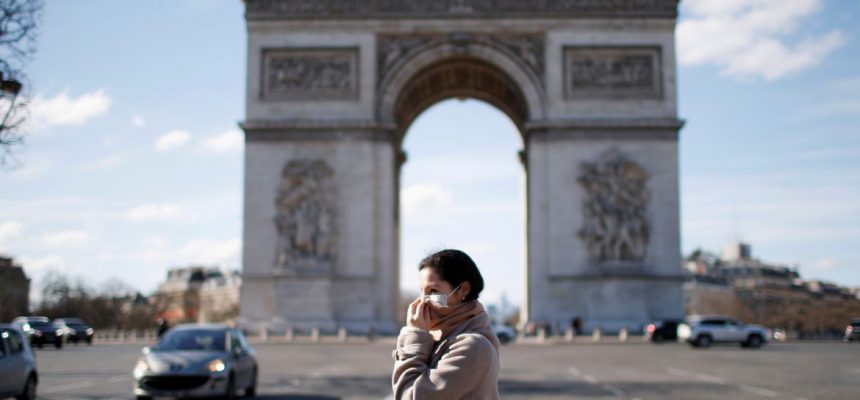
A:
[{"left": 0, "top": 72, "right": 24, "bottom": 129}]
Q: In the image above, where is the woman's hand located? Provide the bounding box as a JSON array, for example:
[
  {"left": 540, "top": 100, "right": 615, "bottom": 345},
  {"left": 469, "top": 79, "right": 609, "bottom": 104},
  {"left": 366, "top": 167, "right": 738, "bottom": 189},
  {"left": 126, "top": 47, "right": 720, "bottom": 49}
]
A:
[{"left": 406, "top": 297, "right": 433, "bottom": 331}]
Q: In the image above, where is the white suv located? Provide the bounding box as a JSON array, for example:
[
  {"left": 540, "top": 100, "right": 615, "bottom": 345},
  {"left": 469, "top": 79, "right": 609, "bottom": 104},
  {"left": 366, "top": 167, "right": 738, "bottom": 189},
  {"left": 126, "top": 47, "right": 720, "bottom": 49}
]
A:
[{"left": 677, "top": 315, "right": 769, "bottom": 349}]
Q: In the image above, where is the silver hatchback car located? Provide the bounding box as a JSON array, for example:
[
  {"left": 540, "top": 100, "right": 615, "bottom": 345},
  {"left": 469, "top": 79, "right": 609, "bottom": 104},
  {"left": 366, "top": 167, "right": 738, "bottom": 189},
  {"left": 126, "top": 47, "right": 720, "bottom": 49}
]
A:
[
  {"left": 0, "top": 324, "right": 38, "bottom": 400},
  {"left": 133, "top": 324, "right": 257, "bottom": 399}
]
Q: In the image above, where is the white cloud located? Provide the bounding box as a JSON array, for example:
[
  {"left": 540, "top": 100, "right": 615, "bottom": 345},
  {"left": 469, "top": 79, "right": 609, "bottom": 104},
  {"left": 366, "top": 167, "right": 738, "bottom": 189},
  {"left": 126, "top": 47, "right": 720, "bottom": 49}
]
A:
[
  {"left": 177, "top": 239, "right": 242, "bottom": 265},
  {"left": 140, "top": 236, "right": 240, "bottom": 267},
  {"left": 401, "top": 184, "right": 453, "bottom": 216},
  {"left": 202, "top": 130, "right": 243, "bottom": 153},
  {"left": 132, "top": 114, "right": 146, "bottom": 127},
  {"left": 154, "top": 130, "right": 192, "bottom": 152},
  {"left": 678, "top": 0, "right": 845, "bottom": 80},
  {"left": 19, "top": 255, "right": 69, "bottom": 273},
  {"left": 811, "top": 258, "right": 842, "bottom": 271},
  {"left": 0, "top": 221, "right": 24, "bottom": 252},
  {"left": 78, "top": 152, "right": 127, "bottom": 171},
  {"left": 29, "top": 90, "right": 111, "bottom": 131},
  {"left": 9, "top": 156, "right": 54, "bottom": 180},
  {"left": 42, "top": 230, "right": 93, "bottom": 248},
  {"left": 124, "top": 203, "right": 184, "bottom": 222}
]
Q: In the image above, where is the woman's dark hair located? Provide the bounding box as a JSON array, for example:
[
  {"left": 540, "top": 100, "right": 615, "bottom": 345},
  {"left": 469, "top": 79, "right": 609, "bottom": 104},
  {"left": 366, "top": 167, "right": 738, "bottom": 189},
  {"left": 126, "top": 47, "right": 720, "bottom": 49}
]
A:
[{"left": 418, "top": 249, "right": 484, "bottom": 301}]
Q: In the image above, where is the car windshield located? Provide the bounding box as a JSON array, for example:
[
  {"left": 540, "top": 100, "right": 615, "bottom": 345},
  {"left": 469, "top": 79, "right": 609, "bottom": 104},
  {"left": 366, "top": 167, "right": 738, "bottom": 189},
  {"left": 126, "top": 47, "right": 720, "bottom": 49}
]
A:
[
  {"left": 156, "top": 329, "right": 226, "bottom": 352},
  {"left": 67, "top": 323, "right": 89, "bottom": 329},
  {"left": 29, "top": 321, "right": 51, "bottom": 328}
]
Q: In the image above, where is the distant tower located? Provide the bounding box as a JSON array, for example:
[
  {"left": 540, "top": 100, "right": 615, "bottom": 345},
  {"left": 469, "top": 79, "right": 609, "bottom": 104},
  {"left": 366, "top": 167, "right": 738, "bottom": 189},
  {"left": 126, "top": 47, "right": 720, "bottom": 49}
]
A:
[{"left": 721, "top": 242, "right": 751, "bottom": 262}]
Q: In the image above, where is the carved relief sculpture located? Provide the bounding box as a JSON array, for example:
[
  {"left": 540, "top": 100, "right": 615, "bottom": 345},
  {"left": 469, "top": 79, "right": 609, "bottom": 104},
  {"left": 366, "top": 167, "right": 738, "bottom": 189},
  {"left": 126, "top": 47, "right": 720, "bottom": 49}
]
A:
[
  {"left": 377, "top": 32, "right": 545, "bottom": 88},
  {"left": 263, "top": 48, "right": 358, "bottom": 100},
  {"left": 564, "top": 46, "right": 662, "bottom": 99},
  {"left": 578, "top": 149, "right": 651, "bottom": 263},
  {"left": 274, "top": 160, "right": 337, "bottom": 272}
]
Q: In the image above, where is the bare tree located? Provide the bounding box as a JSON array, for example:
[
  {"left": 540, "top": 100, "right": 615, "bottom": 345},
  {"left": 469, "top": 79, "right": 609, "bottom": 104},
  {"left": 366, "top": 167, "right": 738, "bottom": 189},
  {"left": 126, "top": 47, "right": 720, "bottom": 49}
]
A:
[{"left": 0, "top": 0, "right": 43, "bottom": 165}]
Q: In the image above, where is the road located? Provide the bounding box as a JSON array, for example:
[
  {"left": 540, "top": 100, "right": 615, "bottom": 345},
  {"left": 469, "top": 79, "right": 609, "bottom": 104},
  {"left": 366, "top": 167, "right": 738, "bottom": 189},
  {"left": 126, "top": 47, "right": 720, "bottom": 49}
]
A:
[{"left": 31, "top": 339, "right": 860, "bottom": 400}]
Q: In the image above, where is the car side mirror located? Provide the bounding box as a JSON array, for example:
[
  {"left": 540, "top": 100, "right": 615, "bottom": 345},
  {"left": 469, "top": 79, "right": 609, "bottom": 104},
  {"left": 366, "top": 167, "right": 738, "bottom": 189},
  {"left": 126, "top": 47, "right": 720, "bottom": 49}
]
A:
[{"left": 142, "top": 346, "right": 151, "bottom": 355}]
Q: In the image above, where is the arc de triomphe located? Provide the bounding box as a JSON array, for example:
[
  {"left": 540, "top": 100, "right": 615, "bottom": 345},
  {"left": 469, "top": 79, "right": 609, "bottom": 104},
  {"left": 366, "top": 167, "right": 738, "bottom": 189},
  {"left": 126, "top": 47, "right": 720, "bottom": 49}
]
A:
[{"left": 239, "top": 0, "right": 684, "bottom": 334}]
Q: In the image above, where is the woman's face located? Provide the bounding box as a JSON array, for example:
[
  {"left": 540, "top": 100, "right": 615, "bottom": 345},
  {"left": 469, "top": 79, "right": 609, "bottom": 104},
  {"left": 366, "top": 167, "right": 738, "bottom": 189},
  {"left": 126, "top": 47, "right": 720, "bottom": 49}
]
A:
[{"left": 419, "top": 267, "right": 454, "bottom": 296}]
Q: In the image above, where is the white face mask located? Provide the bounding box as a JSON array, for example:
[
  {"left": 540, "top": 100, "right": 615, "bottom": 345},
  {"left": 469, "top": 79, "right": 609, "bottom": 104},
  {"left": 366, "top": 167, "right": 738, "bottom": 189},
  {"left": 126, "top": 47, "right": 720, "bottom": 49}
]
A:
[{"left": 422, "top": 283, "right": 463, "bottom": 308}]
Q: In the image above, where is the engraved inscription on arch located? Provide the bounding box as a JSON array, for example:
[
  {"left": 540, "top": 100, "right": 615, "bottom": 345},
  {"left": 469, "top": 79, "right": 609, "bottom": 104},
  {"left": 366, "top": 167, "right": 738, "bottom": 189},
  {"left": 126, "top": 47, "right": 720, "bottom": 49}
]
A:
[
  {"left": 262, "top": 48, "right": 358, "bottom": 100},
  {"left": 564, "top": 46, "right": 662, "bottom": 99}
]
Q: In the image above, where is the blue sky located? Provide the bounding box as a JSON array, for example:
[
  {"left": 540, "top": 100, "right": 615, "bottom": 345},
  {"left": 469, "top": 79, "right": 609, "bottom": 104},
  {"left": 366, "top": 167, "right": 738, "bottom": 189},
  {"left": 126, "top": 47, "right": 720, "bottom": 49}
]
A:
[{"left": 1, "top": 0, "right": 858, "bottom": 307}]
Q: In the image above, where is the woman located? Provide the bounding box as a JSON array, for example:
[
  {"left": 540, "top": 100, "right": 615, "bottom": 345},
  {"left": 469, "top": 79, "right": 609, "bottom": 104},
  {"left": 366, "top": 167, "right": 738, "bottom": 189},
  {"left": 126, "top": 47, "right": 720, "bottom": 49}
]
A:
[{"left": 392, "top": 249, "right": 501, "bottom": 399}]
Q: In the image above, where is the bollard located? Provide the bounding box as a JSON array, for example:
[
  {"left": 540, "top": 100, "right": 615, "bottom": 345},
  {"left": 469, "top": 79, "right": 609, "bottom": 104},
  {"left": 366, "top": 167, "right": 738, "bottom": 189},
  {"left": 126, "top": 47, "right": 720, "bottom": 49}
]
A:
[
  {"left": 537, "top": 326, "right": 547, "bottom": 343},
  {"left": 619, "top": 327, "right": 628, "bottom": 342},
  {"left": 565, "top": 323, "right": 574, "bottom": 343},
  {"left": 338, "top": 326, "right": 348, "bottom": 343},
  {"left": 261, "top": 326, "right": 269, "bottom": 343},
  {"left": 285, "top": 327, "right": 294, "bottom": 343},
  {"left": 367, "top": 326, "right": 376, "bottom": 342},
  {"left": 311, "top": 327, "right": 320, "bottom": 343},
  {"left": 592, "top": 326, "right": 602, "bottom": 342}
]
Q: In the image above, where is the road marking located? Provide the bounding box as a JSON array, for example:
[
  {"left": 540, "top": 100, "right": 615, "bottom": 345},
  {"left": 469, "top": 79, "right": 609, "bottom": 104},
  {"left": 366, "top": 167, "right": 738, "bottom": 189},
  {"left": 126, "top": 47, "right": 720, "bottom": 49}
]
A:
[
  {"left": 568, "top": 367, "right": 581, "bottom": 377},
  {"left": 694, "top": 372, "right": 726, "bottom": 384},
  {"left": 583, "top": 374, "right": 598, "bottom": 384},
  {"left": 667, "top": 367, "right": 779, "bottom": 398},
  {"left": 601, "top": 383, "right": 626, "bottom": 397},
  {"left": 738, "top": 383, "right": 778, "bottom": 398},
  {"left": 41, "top": 380, "right": 95, "bottom": 393}
]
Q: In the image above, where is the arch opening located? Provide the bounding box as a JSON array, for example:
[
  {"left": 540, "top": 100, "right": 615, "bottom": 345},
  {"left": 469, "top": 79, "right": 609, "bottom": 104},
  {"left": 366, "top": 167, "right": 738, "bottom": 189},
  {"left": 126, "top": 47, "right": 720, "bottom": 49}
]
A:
[
  {"left": 392, "top": 57, "right": 531, "bottom": 142},
  {"left": 398, "top": 98, "right": 526, "bottom": 316}
]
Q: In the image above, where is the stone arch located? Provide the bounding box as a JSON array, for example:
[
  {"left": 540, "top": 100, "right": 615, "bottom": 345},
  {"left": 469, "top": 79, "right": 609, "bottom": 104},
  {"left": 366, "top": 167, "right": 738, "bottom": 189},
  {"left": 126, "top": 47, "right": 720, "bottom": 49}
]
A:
[{"left": 377, "top": 41, "right": 547, "bottom": 139}]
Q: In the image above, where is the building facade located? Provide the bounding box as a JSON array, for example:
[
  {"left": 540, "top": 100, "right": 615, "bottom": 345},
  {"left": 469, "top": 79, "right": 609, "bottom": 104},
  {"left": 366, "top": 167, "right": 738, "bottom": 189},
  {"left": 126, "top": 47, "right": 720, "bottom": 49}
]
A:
[{"left": 0, "top": 256, "right": 30, "bottom": 322}]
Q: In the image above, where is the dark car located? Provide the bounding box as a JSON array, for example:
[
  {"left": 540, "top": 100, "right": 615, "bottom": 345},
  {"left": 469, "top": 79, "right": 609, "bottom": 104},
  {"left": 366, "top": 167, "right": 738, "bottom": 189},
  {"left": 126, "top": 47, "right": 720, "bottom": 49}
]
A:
[
  {"left": 11, "top": 317, "right": 64, "bottom": 349},
  {"left": 133, "top": 324, "right": 257, "bottom": 399},
  {"left": 0, "top": 324, "right": 38, "bottom": 400},
  {"left": 646, "top": 319, "right": 682, "bottom": 343},
  {"left": 53, "top": 318, "right": 95, "bottom": 345},
  {"left": 845, "top": 318, "right": 860, "bottom": 342}
]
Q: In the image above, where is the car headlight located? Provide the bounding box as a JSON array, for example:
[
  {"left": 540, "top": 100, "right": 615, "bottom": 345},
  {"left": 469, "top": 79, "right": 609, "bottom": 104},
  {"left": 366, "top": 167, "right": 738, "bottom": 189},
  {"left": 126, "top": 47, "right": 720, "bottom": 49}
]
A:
[
  {"left": 56, "top": 329, "right": 65, "bottom": 336},
  {"left": 86, "top": 328, "right": 94, "bottom": 335},
  {"left": 133, "top": 359, "right": 151, "bottom": 377},
  {"left": 207, "top": 359, "right": 226, "bottom": 373}
]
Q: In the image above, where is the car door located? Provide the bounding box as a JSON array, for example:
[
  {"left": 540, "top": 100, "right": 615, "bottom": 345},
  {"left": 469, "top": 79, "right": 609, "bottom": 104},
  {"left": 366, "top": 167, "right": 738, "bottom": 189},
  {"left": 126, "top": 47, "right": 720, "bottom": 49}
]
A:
[
  {"left": 0, "top": 328, "right": 27, "bottom": 395},
  {"left": 230, "top": 330, "right": 253, "bottom": 388},
  {"left": 703, "top": 319, "right": 728, "bottom": 342},
  {"left": 724, "top": 319, "right": 745, "bottom": 341}
]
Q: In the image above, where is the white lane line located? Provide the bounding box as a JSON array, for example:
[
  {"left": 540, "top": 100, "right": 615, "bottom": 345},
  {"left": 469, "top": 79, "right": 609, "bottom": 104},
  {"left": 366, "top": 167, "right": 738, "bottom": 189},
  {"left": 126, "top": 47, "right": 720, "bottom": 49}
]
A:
[
  {"left": 601, "top": 383, "right": 625, "bottom": 397},
  {"left": 568, "top": 367, "right": 581, "bottom": 377},
  {"left": 738, "top": 383, "right": 779, "bottom": 398},
  {"left": 694, "top": 372, "right": 726, "bottom": 384},
  {"left": 667, "top": 367, "right": 779, "bottom": 398},
  {"left": 583, "top": 374, "right": 599, "bottom": 384},
  {"left": 41, "top": 380, "right": 95, "bottom": 393}
]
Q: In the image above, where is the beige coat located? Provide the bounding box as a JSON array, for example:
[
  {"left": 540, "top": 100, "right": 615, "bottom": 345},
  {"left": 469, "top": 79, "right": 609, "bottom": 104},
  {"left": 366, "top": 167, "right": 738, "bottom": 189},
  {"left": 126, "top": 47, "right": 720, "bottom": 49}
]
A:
[{"left": 392, "top": 310, "right": 501, "bottom": 400}]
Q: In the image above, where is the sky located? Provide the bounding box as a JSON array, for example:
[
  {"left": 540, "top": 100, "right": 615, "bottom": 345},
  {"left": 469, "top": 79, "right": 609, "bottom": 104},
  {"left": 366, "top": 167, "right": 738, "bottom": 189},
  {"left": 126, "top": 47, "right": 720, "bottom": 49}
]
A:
[{"left": 0, "top": 0, "right": 858, "bottom": 307}]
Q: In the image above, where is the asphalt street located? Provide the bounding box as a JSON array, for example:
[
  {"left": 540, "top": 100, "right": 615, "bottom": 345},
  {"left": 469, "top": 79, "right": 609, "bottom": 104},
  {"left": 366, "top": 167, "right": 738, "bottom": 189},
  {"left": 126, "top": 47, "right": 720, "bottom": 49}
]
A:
[{"left": 29, "top": 339, "right": 860, "bottom": 400}]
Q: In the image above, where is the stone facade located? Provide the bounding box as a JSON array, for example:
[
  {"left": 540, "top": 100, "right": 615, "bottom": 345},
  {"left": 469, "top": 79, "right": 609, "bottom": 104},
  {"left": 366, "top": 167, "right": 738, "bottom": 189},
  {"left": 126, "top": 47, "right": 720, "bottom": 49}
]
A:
[
  {"left": 0, "top": 256, "right": 30, "bottom": 322},
  {"left": 240, "top": 0, "right": 684, "bottom": 333}
]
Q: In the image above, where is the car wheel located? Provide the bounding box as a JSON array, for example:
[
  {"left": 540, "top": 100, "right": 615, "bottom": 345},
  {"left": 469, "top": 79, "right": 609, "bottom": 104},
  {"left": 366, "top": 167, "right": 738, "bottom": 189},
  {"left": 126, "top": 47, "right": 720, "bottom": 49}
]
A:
[
  {"left": 16, "top": 374, "right": 36, "bottom": 400},
  {"left": 55, "top": 341, "right": 63, "bottom": 349},
  {"left": 225, "top": 374, "right": 236, "bottom": 400},
  {"left": 87, "top": 338, "right": 93, "bottom": 345},
  {"left": 245, "top": 367, "right": 257, "bottom": 398},
  {"left": 135, "top": 396, "right": 153, "bottom": 400},
  {"left": 652, "top": 332, "right": 665, "bottom": 343},
  {"left": 746, "top": 335, "right": 763, "bottom": 349},
  {"left": 695, "top": 335, "right": 712, "bottom": 348}
]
